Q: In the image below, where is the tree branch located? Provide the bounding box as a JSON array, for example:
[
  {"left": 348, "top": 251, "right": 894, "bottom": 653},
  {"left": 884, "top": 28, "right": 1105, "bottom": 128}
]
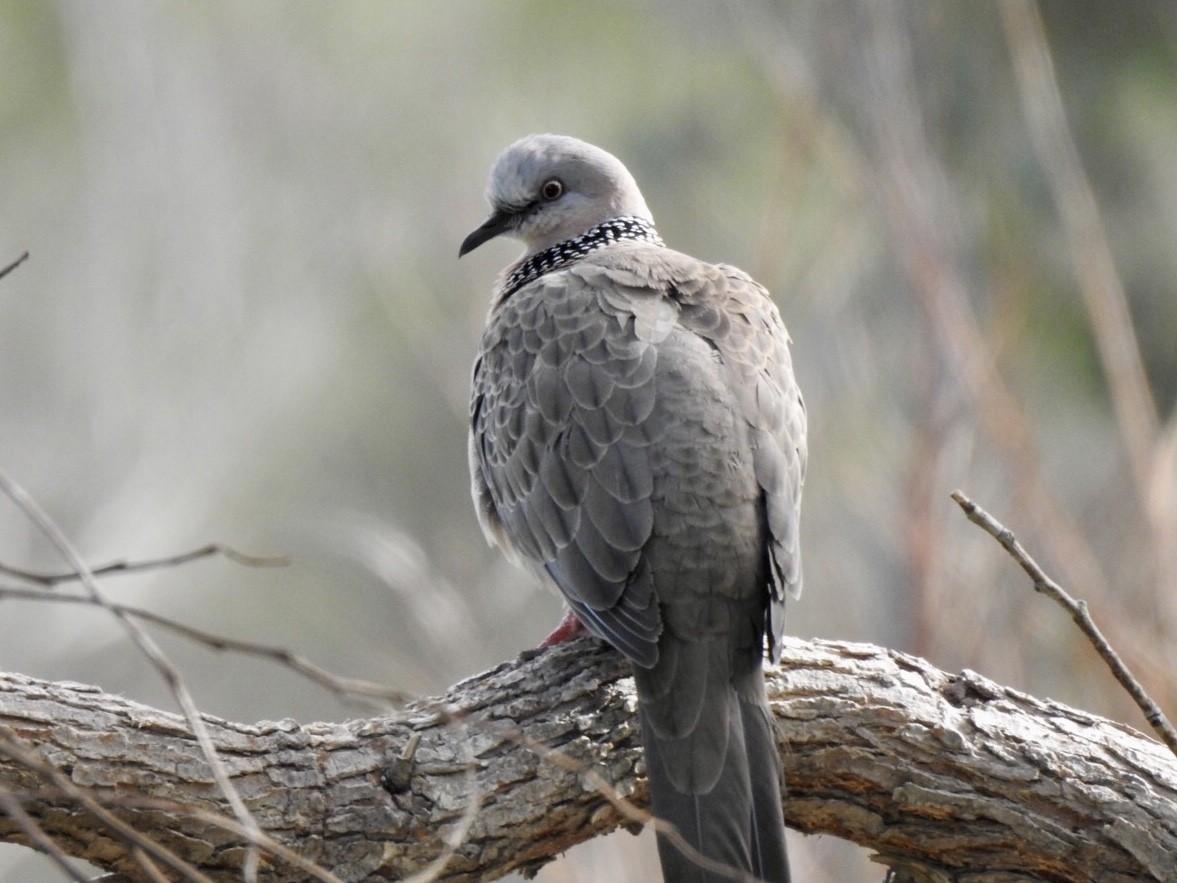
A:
[
  {"left": 0, "top": 543, "right": 288, "bottom": 588},
  {"left": 2, "top": 638, "right": 1175, "bottom": 882},
  {"left": 952, "top": 490, "right": 1177, "bottom": 755},
  {"left": 0, "top": 251, "right": 29, "bottom": 283},
  {"left": 0, "top": 468, "right": 265, "bottom": 881}
]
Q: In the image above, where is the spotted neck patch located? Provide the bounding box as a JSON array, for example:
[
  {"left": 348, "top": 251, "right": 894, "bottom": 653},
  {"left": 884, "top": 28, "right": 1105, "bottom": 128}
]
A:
[{"left": 500, "top": 215, "right": 664, "bottom": 299}]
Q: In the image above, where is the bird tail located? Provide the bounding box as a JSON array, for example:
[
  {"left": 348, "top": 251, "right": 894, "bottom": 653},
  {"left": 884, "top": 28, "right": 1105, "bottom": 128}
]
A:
[
  {"left": 638, "top": 673, "right": 790, "bottom": 882},
  {"left": 741, "top": 699, "right": 790, "bottom": 882}
]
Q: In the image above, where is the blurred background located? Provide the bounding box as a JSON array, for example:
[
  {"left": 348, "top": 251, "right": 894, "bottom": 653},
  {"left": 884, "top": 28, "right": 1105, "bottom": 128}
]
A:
[{"left": 0, "top": 2, "right": 1174, "bottom": 880}]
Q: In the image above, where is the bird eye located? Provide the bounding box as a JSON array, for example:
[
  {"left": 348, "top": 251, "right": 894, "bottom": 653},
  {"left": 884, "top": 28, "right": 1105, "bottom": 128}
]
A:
[{"left": 540, "top": 179, "right": 564, "bottom": 201}]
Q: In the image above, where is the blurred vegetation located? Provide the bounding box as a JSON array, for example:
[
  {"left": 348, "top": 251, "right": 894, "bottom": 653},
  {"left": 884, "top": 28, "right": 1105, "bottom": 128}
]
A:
[{"left": 0, "top": 2, "right": 1173, "bottom": 881}]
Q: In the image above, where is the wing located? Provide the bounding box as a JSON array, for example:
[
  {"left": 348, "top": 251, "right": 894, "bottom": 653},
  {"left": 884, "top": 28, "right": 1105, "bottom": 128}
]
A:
[
  {"left": 469, "top": 261, "right": 679, "bottom": 666},
  {"left": 691, "top": 264, "right": 807, "bottom": 663}
]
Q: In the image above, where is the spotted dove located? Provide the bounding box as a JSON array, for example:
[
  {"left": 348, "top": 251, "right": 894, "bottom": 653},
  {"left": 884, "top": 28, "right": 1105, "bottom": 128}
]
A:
[{"left": 461, "top": 134, "right": 806, "bottom": 883}]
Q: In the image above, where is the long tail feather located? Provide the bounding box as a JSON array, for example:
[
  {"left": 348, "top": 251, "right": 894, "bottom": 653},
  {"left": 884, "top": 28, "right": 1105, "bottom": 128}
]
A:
[{"left": 640, "top": 691, "right": 790, "bottom": 882}]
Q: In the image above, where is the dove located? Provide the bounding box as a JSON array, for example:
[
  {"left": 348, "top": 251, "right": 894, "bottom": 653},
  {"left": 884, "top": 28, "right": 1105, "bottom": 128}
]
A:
[{"left": 463, "top": 134, "right": 806, "bottom": 882}]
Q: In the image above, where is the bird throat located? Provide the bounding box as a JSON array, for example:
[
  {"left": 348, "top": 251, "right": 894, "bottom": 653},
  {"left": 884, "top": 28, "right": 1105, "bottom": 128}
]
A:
[{"left": 500, "top": 215, "right": 664, "bottom": 299}]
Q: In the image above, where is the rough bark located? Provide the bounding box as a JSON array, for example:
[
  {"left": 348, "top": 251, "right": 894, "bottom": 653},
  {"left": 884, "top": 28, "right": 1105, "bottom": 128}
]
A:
[{"left": 1, "top": 637, "right": 1174, "bottom": 882}]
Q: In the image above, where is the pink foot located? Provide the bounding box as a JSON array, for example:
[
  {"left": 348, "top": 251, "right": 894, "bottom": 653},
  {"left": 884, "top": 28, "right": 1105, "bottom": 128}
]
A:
[{"left": 539, "top": 608, "right": 585, "bottom": 648}]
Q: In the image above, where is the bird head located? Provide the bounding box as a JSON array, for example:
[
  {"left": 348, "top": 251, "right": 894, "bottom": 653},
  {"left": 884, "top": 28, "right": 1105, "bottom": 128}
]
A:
[{"left": 459, "top": 134, "right": 654, "bottom": 259}]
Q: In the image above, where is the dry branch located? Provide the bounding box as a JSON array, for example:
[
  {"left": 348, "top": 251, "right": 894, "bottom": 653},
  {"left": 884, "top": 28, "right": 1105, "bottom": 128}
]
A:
[
  {"left": 0, "top": 251, "right": 29, "bottom": 282},
  {"left": 952, "top": 490, "right": 1177, "bottom": 756},
  {"left": 2, "top": 638, "right": 1175, "bottom": 883},
  {"left": 0, "top": 544, "right": 288, "bottom": 588},
  {"left": 0, "top": 468, "right": 265, "bottom": 881}
]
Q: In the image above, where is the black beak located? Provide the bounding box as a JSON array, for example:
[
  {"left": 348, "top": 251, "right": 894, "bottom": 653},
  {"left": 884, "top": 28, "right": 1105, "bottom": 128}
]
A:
[{"left": 459, "top": 210, "right": 516, "bottom": 258}]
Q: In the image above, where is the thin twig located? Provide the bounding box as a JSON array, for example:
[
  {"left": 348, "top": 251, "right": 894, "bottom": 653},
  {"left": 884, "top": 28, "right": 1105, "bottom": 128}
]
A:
[
  {"left": 0, "top": 499, "right": 675, "bottom": 879},
  {"left": 951, "top": 489, "right": 1177, "bottom": 757},
  {"left": 0, "top": 730, "right": 218, "bottom": 883},
  {"left": 0, "top": 251, "right": 29, "bottom": 282},
  {"left": 0, "top": 734, "right": 348, "bottom": 883},
  {"left": 0, "top": 730, "right": 351, "bottom": 883},
  {"left": 0, "top": 470, "right": 476, "bottom": 882},
  {"left": 0, "top": 585, "right": 411, "bottom": 706},
  {"left": 38, "top": 759, "right": 478, "bottom": 883},
  {"left": 0, "top": 543, "right": 288, "bottom": 587},
  {"left": 105, "top": 796, "right": 350, "bottom": 883},
  {"left": 131, "top": 849, "right": 173, "bottom": 883},
  {"left": 0, "top": 469, "right": 264, "bottom": 881},
  {"left": 0, "top": 791, "right": 94, "bottom": 883}
]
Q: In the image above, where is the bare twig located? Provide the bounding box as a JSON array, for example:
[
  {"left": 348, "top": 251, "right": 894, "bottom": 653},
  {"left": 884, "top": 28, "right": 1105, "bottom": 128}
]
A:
[
  {"left": 0, "top": 733, "right": 351, "bottom": 883},
  {"left": 951, "top": 489, "right": 1177, "bottom": 756},
  {"left": 131, "top": 849, "right": 173, "bottom": 883},
  {"left": 107, "top": 796, "right": 351, "bottom": 883},
  {"left": 0, "top": 471, "right": 479, "bottom": 882},
  {"left": 0, "top": 251, "right": 29, "bottom": 282},
  {"left": 0, "top": 585, "right": 411, "bottom": 706},
  {"left": 0, "top": 791, "right": 94, "bottom": 883},
  {"left": 0, "top": 729, "right": 218, "bottom": 883},
  {"left": 0, "top": 543, "right": 288, "bottom": 587},
  {"left": 5, "top": 738, "right": 482, "bottom": 883},
  {"left": 0, "top": 469, "right": 264, "bottom": 881}
]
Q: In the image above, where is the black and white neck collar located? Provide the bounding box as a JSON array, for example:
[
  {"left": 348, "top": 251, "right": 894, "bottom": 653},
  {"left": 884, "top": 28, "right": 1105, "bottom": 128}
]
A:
[{"left": 500, "top": 215, "right": 663, "bottom": 299}]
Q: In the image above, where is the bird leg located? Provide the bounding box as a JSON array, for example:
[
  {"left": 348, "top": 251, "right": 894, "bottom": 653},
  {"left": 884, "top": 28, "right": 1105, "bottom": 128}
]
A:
[{"left": 539, "top": 607, "right": 585, "bottom": 648}]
